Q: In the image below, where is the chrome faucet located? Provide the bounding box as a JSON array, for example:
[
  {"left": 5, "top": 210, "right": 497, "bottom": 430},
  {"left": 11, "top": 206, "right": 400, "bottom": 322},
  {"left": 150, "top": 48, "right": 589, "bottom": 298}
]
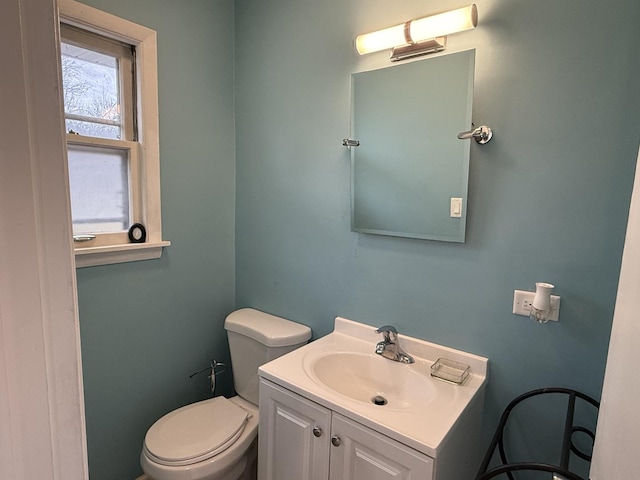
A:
[{"left": 374, "top": 325, "right": 414, "bottom": 364}]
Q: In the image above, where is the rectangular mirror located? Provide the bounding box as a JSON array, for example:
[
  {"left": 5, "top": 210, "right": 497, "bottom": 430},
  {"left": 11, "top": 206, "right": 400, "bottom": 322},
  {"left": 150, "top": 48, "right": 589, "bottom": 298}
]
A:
[{"left": 350, "top": 49, "right": 475, "bottom": 242}]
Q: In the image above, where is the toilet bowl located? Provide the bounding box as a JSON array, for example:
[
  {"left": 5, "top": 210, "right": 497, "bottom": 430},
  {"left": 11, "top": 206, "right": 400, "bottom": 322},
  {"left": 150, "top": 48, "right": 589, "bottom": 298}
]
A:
[
  {"left": 141, "top": 396, "right": 258, "bottom": 480},
  {"left": 140, "top": 309, "right": 311, "bottom": 480}
]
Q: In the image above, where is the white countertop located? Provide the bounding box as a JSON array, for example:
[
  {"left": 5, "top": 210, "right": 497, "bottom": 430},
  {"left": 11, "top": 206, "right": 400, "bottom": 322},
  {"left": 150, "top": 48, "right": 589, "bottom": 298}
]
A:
[{"left": 258, "top": 317, "right": 488, "bottom": 457}]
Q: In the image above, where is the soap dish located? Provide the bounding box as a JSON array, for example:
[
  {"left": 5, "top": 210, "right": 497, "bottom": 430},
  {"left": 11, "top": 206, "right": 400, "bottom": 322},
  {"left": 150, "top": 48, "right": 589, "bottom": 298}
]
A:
[{"left": 430, "top": 358, "right": 470, "bottom": 385}]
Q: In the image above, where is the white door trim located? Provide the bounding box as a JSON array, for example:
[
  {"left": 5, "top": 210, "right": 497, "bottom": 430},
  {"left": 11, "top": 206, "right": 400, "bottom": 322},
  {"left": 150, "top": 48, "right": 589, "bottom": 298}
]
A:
[
  {"left": 590, "top": 145, "right": 640, "bottom": 479},
  {"left": 0, "top": 0, "right": 88, "bottom": 478}
]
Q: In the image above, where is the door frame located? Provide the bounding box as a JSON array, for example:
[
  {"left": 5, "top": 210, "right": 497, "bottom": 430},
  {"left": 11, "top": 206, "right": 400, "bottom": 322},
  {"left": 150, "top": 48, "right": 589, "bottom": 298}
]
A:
[{"left": 0, "top": 0, "right": 88, "bottom": 478}]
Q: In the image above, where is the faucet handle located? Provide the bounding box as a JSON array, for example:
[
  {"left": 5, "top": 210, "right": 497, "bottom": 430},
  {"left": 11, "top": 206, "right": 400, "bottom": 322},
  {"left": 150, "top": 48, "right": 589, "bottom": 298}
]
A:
[
  {"left": 375, "top": 325, "right": 398, "bottom": 342},
  {"left": 375, "top": 325, "right": 398, "bottom": 334}
]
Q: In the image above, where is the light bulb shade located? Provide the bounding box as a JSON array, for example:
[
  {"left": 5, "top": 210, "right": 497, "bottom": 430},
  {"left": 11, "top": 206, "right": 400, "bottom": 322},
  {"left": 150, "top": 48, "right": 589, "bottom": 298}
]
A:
[
  {"left": 356, "top": 24, "right": 406, "bottom": 55},
  {"left": 355, "top": 4, "right": 477, "bottom": 56},
  {"left": 532, "top": 282, "right": 554, "bottom": 311},
  {"left": 410, "top": 5, "right": 478, "bottom": 43}
]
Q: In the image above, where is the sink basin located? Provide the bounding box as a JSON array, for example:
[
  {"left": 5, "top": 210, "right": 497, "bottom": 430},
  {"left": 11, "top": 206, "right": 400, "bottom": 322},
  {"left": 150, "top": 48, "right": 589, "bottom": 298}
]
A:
[
  {"left": 260, "top": 316, "right": 488, "bottom": 457},
  {"left": 304, "top": 351, "right": 435, "bottom": 411}
]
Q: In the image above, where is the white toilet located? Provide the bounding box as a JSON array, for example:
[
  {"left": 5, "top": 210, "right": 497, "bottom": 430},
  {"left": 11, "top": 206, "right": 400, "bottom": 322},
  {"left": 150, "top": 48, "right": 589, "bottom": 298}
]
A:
[{"left": 140, "top": 308, "right": 311, "bottom": 480}]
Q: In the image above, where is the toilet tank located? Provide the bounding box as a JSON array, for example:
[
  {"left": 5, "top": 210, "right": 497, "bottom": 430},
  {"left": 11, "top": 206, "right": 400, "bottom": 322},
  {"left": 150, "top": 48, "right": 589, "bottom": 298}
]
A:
[{"left": 224, "top": 308, "right": 311, "bottom": 405}]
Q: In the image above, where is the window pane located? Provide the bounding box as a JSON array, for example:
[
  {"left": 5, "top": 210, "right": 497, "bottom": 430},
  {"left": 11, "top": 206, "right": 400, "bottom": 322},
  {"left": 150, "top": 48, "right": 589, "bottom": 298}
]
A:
[
  {"left": 65, "top": 119, "right": 120, "bottom": 140},
  {"left": 68, "top": 144, "right": 130, "bottom": 234},
  {"left": 61, "top": 41, "right": 122, "bottom": 139}
]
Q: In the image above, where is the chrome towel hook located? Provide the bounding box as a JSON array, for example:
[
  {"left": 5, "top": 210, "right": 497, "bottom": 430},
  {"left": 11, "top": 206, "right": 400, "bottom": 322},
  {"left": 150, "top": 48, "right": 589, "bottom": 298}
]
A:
[
  {"left": 342, "top": 138, "right": 360, "bottom": 149},
  {"left": 458, "top": 125, "right": 493, "bottom": 144}
]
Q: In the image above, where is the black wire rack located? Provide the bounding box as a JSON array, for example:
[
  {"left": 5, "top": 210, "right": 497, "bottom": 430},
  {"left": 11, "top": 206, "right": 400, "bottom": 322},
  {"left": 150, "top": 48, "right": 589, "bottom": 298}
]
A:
[{"left": 476, "top": 388, "right": 600, "bottom": 480}]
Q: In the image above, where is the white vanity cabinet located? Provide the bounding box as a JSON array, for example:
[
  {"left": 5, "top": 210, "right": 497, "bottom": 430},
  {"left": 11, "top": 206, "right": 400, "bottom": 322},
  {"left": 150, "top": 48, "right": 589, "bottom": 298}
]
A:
[
  {"left": 329, "top": 413, "right": 433, "bottom": 480},
  {"left": 259, "top": 379, "right": 434, "bottom": 480},
  {"left": 257, "top": 316, "right": 488, "bottom": 480},
  {"left": 258, "top": 378, "right": 330, "bottom": 480}
]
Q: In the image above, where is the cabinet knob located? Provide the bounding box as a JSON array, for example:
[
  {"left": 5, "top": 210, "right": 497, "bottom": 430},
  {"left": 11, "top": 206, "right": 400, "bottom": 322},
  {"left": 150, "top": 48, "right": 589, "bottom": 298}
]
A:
[
  {"left": 331, "top": 435, "right": 341, "bottom": 447},
  {"left": 312, "top": 426, "right": 323, "bottom": 438}
]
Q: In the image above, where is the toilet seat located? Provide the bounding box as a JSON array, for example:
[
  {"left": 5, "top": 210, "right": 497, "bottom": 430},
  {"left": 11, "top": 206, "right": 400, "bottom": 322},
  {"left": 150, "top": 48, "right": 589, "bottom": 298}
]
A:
[{"left": 143, "top": 396, "right": 249, "bottom": 467}]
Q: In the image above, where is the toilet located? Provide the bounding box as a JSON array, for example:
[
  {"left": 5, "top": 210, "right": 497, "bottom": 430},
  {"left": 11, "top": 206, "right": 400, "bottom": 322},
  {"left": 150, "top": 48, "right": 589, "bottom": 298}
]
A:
[{"left": 140, "top": 308, "right": 311, "bottom": 480}]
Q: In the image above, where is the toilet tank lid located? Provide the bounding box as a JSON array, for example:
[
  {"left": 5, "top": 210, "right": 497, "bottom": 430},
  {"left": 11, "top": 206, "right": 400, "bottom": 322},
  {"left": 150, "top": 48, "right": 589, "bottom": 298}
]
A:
[{"left": 224, "top": 308, "right": 311, "bottom": 347}]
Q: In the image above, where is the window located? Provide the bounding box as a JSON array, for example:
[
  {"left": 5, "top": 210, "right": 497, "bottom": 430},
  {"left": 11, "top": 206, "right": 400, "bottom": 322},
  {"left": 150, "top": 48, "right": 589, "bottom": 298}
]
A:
[
  {"left": 61, "top": 25, "right": 134, "bottom": 142},
  {"left": 58, "top": 0, "right": 169, "bottom": 267},
  {"left": 61, "top": 25, "right": 137, "bottom": 239}
]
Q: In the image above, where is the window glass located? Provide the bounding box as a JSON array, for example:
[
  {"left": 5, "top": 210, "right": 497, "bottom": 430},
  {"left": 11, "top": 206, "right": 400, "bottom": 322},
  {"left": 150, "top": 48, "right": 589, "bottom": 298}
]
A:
[
  {"left": 61, "top": 41, "right": 122, "bottom": 140},
  {"left": 67, "top": 144, "right": 130, "bottom": 234}
]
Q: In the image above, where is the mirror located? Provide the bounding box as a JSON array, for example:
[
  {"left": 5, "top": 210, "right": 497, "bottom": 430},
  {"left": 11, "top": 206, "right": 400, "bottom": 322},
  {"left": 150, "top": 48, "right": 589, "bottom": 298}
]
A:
[{"left": 350, "top": 49, "right": 475, "bottom": 242}]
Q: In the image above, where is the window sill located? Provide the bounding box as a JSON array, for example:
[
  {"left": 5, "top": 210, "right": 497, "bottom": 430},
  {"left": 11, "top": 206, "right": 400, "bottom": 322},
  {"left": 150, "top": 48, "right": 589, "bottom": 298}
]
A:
[{"left": 74, "top": 240, "right": 171, "bottom": 268}]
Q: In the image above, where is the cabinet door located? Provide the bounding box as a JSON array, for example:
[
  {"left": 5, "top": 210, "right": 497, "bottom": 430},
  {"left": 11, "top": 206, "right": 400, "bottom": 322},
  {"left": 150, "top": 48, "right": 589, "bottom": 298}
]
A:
[
  {"left": 329, "top": 413, "right": 434, "bottom": 480},
  {"left": 259, "top": 379, "right": 331, "bottom": 480}
]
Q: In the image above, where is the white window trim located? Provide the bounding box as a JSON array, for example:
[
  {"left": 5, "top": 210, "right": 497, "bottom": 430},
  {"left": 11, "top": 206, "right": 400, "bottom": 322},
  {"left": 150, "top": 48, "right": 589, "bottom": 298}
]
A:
[{"left": 58, "top": 0, "right": 170, "bottom": 268}]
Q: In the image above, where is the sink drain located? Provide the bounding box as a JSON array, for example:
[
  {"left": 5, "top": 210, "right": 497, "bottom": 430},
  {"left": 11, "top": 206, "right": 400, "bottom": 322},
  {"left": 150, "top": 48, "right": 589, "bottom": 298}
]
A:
[{"left": 372, "top": 395, "right": 387, "bottom": 406}]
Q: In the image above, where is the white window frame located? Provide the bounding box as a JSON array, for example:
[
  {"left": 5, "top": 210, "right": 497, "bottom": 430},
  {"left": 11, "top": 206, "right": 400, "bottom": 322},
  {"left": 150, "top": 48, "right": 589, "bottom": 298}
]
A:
[{"left": 58, "top": 0, "right": 170, "bottom": 268}]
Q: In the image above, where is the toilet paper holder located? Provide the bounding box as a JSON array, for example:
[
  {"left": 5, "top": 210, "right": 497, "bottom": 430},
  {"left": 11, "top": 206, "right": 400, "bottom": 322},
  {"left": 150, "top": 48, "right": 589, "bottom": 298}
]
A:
[{"left": 190, "top": 359, "right": 227, "bottom": 395}]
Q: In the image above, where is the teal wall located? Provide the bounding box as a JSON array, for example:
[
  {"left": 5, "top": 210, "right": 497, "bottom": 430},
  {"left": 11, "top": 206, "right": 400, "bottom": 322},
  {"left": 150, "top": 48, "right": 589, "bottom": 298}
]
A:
[
  {"left": 74, "top": 0, "right": 640, "bottom": 479},
  {"left": 235, "top": 0, "right": 640, "bottom": 469},
  {"left": 75, "top": 1, "right": 235, "bottom": 479}
]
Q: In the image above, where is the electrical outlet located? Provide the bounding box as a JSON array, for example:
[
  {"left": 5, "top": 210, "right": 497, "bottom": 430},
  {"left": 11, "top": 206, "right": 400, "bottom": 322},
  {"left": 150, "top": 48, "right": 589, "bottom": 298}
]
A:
[{"left": 513, "top": 290, "right": 561, "bottom": 321}]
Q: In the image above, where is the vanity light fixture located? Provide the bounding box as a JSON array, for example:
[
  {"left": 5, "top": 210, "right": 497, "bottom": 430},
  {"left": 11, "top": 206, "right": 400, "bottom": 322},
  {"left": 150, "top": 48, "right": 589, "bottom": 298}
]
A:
[{"left": 355, "top": 4, "right": 478, "bottom": 61}]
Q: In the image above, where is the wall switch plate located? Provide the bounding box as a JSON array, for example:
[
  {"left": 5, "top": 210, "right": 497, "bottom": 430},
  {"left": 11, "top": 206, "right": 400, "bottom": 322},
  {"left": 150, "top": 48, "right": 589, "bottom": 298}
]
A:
[
  {"left": 450, "top": 197, "right": 462, "bottom": 218},
  {"left": 513, "top": 289, "right": 561, "bottom": 321}
]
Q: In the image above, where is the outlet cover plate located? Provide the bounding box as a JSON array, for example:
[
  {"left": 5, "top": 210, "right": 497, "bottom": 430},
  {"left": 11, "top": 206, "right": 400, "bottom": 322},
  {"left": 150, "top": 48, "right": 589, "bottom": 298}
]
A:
[{"left": 513, "top": 290, "right": 561, "bottom": 321}]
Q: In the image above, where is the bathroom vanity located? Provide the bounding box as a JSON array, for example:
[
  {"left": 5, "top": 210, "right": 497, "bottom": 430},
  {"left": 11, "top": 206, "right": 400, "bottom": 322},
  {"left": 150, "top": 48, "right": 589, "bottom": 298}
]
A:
[{"left": 257, "top": 317, "right": 488, "bottom": 480}]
